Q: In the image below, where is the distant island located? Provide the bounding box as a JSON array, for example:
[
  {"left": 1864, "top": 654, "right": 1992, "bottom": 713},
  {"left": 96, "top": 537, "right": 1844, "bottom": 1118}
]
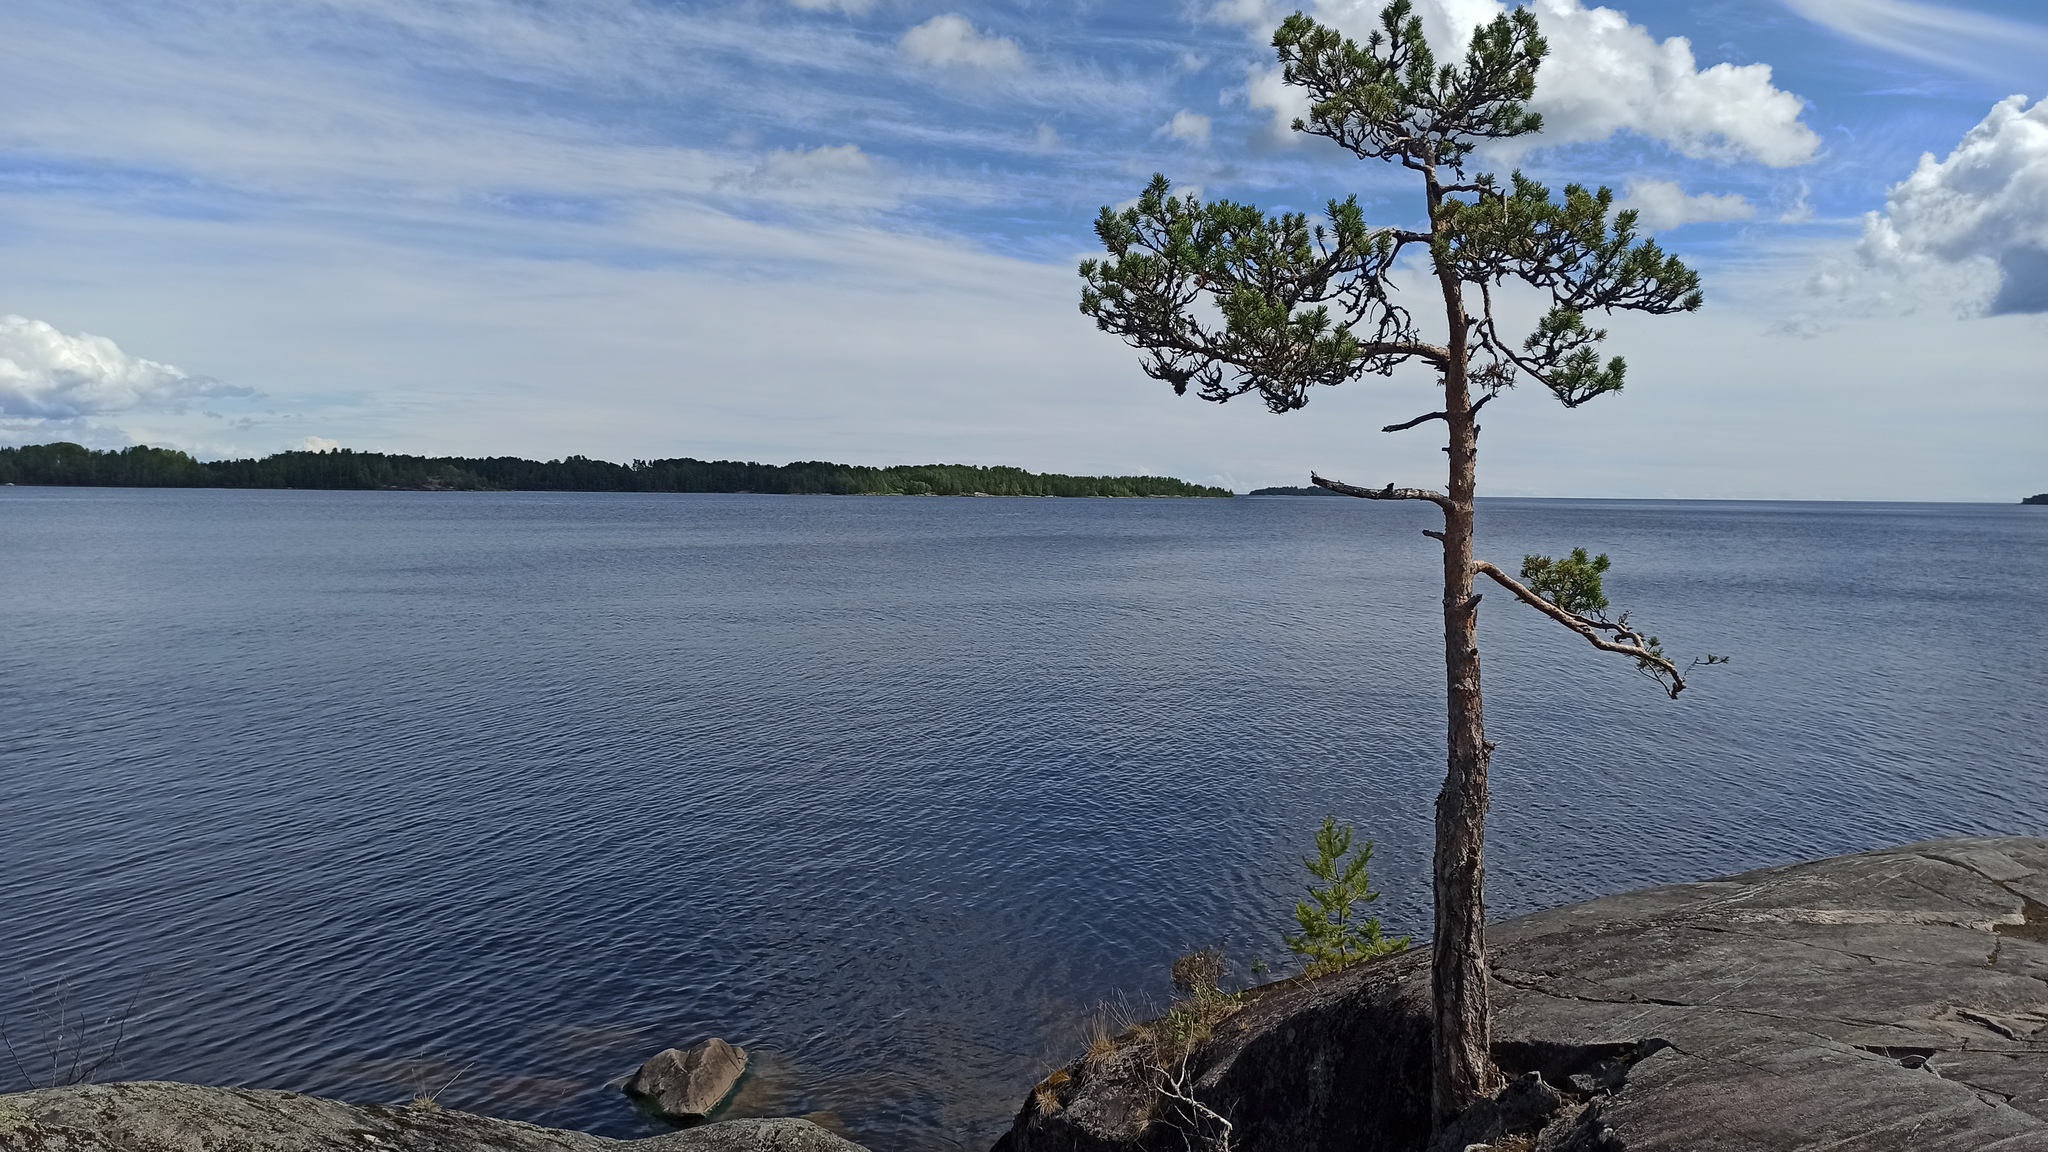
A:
[
  {"left": 1247, "top": 484, "right": 1337, "bottom": 496},
  {"left": 0, "top": 442, "right": 1233, "bottom": 498},
  {"left": 2025, "top": 493, "right": 2048, "bottom": 505}
]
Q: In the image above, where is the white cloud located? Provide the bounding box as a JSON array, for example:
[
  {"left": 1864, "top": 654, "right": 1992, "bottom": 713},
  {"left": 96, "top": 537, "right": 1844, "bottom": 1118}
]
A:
[
  {"left": 1032, "top": 123, "right": 1062, "bottom": 152},
  {"left": 1163, "top": 109, "right": 1213, "bottom": 146},
  {"left": 1778, "top": 186, "right": 1814, "bottom": 224},
  {"left": 298, "top": 436, "right": 343, "bottom": 452},
  {"left": 1619, "top": 179, "right": 1756, "bottom": 231},
  {"left": 1242, "top": 0, "right": 1818, "bottom": 167},
  {"left": 899, "top": 15, "right": 1024, "bottom": 70},
  {"left": 717, "top": 143, "right": 903, "bottom": 207},
  {"left": 1243, "top": 62, "right": 1310, "bottom": 145},
  {"left": 1516, "top": 0, "right": 1817, "bottom": 166},
  {"left": 0, "top": 315, "right": 244, "bottom": 421},
  {"left": 1782, "top": 0, "right": 2048, "bottom": 86},
  {"left": 1211, "top": 0, "right": 1278, "bottom": 27},
  {"left": 1858, "top": 96, "right": 2048, "bottom": 315},
  {"left": 757, "top": 143, "right": 875, "bottom": 183}
]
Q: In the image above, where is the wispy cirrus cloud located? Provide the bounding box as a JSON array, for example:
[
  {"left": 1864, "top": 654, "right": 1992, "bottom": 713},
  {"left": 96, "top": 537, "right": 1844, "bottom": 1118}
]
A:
[{"left": 1780, "top": 0, "right": 2048, "bottom": 86}]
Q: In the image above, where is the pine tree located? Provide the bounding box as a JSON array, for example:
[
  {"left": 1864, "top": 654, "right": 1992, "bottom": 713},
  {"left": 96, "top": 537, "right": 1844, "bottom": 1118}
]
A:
[
  {"left": 1079, "top": 0, "right": 1719, "bottom": 1127},
  {"left": 1284, "top": 817, "right": 1410, "bottom": 976}
]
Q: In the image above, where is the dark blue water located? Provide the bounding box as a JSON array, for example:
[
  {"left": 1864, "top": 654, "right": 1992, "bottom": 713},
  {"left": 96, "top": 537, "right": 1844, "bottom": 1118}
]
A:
[{"left": 4, "top": 489, "right": 2044, "bottom": 1149}]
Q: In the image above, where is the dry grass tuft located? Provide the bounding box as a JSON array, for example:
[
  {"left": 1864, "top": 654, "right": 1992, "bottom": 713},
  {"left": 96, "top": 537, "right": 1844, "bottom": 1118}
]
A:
[{"left": 1032, "top": 1068, "right": 1072, "bottom": 1115}]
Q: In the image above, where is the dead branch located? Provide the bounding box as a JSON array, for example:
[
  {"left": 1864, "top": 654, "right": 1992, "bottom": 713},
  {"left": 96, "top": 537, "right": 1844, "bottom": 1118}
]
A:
[
  {"left": 1149, "top": 1058, "right": 1235, "bottom": 1152},
  {"left": 1473, "top": 561, "right": 1688, "bottom": 698},
  {"left": 1, "top": 984, "right": 139, "bottom": 1090},
  {"left": 1380, "top": 410, "right": 1446, "bottom": 433},
  {"left": 1380, "top": 392, "right": 1494, "bottom": 434},
  {"left": 1311, "top": 473, "right": 1453, "bottom": 511}
]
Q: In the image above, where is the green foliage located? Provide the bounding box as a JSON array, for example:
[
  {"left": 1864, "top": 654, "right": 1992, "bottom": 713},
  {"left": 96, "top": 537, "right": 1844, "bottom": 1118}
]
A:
[
  {"left": 1272, "top": 0, "right": 1545, "bottom": 173},
  {"left": 1078, "top": 1, "right": 1702, "bottom": 413},
  {"left": 0, "top": 443, "right": 213, "bottom": 489},
  {"left": 1519, "top": 547, "right": 1611, "bottom": 616},
  {"left": 1440, "top": 172, "right": 1702, "bottom": 407},
  {"left": 0, "top": 444, "right": 1232, "bottom": 498},
  {"left": 1284, "top": 818, "right": 1409, "bottom": 976},
  {"left": 1519, "top": 550, "right": 1730, "bottom": 684},
  {"left": 1080, "top": 175, "right": 1397, "bottom": 412}
]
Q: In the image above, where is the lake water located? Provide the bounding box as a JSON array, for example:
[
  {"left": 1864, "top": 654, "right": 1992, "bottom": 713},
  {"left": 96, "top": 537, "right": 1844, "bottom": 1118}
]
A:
[{"left": 3, "top": 489, "right": 2044, "bottom": 1150}]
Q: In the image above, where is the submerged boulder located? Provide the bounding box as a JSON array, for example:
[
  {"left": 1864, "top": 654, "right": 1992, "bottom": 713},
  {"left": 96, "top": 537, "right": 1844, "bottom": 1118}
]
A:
[
  {"left": 996, "top": 836, "right": 2048, "bottom": 1152},
  {"left": 625, "top": 1040, "right": 750, "bottom": 1122},
  {"left": 0, "top": 1080, "right": 864, "bottom": 1152}
]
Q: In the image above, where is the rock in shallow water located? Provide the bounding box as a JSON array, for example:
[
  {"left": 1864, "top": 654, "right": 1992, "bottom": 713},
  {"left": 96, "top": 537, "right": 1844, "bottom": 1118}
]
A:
[
  {"left": 625, "top": 1040, "right": 750, "bottom": 1122},
  {"left": 0, "top": 1081, "right": 866, "bottom": 1151}
]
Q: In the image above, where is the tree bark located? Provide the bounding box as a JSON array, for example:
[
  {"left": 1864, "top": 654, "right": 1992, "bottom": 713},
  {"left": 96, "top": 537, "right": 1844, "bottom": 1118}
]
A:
[{"left": 1429, "top": 175, "right": 1500, "bottom": 1130}]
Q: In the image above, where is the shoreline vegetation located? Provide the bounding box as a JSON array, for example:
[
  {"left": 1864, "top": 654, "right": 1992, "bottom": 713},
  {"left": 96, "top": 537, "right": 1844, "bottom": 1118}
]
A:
[{"left": 0, "top": 442, "right": 1233, "bottom": 498}]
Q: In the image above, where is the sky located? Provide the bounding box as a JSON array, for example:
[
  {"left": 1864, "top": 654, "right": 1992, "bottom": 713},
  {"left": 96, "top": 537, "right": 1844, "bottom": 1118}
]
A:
[{"left": 0, "top": 0, "right": 2042, "bottom": 498}]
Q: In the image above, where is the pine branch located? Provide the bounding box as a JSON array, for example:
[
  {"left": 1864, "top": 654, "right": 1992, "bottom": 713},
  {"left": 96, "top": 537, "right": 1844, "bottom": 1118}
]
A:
[{"left": 1473, "top": 560, "right": 1694, "bottom": 698}]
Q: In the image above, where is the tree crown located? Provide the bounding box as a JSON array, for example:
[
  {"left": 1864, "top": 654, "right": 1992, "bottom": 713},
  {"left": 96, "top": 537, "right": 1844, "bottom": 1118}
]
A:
[{"left": 1078, "top": 1, "right": 1703, "bottom": 414}]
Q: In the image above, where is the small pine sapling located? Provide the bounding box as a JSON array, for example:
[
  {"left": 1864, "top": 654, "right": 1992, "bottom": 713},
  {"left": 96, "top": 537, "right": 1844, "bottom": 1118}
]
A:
[{"left": 1284, "top": 818, "right": 1410, "bottom": 975}]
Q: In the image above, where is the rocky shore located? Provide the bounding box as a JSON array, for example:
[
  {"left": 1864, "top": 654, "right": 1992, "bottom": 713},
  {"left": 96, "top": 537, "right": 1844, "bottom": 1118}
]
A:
[
  {"left": 997, "top": 836, "right": 2048, "bottom": 1152},
  {"left": 5, "top": 837, "right": 2043, "bottom": 1152},
  {"left": 0, "top": 1082, "right": 862, "bottom": 1152}
]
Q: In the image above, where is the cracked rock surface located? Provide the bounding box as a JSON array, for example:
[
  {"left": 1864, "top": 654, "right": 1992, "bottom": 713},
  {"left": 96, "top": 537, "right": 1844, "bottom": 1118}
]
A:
[
  {"left": 995, "top": 836, "right": 2048, "bottom": 1152},
  {"left": 0, "top": 1082, "right": 869, "bottom": 1152}
]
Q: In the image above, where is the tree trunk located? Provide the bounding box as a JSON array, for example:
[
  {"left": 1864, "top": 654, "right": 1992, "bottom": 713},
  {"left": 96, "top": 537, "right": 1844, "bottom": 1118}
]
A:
[{"left": 1430, "top": 223, "right": 1499, "bottom": 1129}]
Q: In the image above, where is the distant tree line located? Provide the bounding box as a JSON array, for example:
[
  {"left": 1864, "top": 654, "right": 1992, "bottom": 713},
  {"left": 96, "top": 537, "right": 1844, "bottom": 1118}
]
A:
[{"left": 0, "top": 442, "right": 1233, "bottom": 498}]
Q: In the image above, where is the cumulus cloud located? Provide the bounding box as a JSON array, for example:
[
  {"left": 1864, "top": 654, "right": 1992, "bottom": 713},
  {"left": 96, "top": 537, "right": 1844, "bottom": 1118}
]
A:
[
  {"left": 1858, "top": 96, "right": 2048, "bottom": 315},
  {"left": 1162, "top": 110, "right": 1213, "bottom": 146},
  {"left": 899, "top": 15, "right": 1024, "bottom": 70},
  {"left": 1620, "top": 179, "right": 1756, "bottom": 231},
  {"left": 1516, "top": 0, "right": 1816, "bottom": 165},
  {"left": 1243, "top": 0, "right": 1818, "bottom": 166},
  {"left": 0, "top": 316, "right": 244, "bottom": 421},
  {"left": 298, "top": 436, "right": 343, "bottom": 452}
]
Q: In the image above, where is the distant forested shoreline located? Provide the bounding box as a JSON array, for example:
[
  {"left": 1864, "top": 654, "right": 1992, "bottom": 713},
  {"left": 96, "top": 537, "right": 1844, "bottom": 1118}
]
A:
[{"left": 0, "top": 442, "right": 1234, "bottom": 498}]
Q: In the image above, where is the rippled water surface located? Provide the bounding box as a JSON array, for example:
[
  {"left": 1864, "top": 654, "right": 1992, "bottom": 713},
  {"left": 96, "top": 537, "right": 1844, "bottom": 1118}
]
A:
[{"left": 4, "top": 489, "right": 2044, "bottom": 1149}]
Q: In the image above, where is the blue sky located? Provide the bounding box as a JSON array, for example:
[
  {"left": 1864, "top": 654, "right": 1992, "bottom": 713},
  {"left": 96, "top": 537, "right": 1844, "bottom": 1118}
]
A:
[{"left": 0, "top": 0, "right": 2042, "bottom": 497}]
